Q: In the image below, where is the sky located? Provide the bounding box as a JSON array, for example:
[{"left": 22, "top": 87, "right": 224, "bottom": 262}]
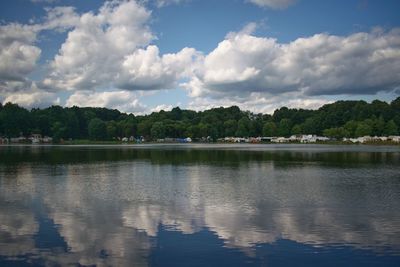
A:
[{"left": 0, "top": 0, "right": 400, "bottom": 114}]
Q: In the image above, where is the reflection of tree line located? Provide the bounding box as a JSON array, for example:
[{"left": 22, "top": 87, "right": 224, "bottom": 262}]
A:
[{"left": 1, "top": 146, "right": 400, "bottom": 167}]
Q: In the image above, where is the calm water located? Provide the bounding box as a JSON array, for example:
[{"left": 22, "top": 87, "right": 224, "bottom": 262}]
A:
[{"left": 1, "top": 144, "right": 400, "bottom": 267}]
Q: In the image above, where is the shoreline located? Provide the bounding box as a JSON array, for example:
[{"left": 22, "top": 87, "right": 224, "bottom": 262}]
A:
[{"left": 1, "top": 141, "right": 399, "bottom": 146}]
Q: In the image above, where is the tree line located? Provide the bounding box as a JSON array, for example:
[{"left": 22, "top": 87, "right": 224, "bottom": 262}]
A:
[{"left": 0, "top": 97, "right": 399, "bottom": 142}]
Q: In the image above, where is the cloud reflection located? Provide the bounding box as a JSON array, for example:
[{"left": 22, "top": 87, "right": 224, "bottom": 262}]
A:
[{"left": 1, "top": 147, "right": 400, "bottom": 265}]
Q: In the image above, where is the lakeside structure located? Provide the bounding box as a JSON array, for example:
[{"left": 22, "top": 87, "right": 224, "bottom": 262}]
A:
[
  {"left": 218, "top": 135, "right": 400, "bottom": 144},
  {"left": 1, "top": 134, "right": 400, "bottom": 144},
  {"left": 0, "top": 134, "right": 52, "bottom": 144},
  {"left": 1, "top": 99, "right": 399, "bottom": 146}
]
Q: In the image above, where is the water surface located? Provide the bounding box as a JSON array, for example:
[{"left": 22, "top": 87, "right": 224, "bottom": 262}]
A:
[{"left": 0, "top": 144, "right": 400, "bottom": 266}]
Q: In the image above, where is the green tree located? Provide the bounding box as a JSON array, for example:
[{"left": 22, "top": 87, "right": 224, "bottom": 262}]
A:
[
  {"left": 291, "top": 124, "right": 302, "bottom": 135},
  {"left": 121, "top": 120, "right": 136, "bottom": 137},
  {"left": 223, "top": 119, "right": 237, "bottom": 137},
  {"left": 302, "top": 117, "right": 318, "bottom": 134},
  {"left": 344, "top": 120, "right": 358, "bottom": 137},
  {"left": 151, "top": 122, "right": 166, "bottom": 139},
  {"left": 0, "top": 103, "right": 31, "bottom": 137},
  {"left": 65, "top": 111, "right": 80, "bottom": 139},
  {"left": 262, "top": 121, "right": 277, "bottom": 136},
  {"left": 106, "top": 121, "right": 117, "bottom": 139},
  {"left": 278, "top": 119, "right": 292, "bottom": 137},
  {"left": 384, "top": 120, "right": 398, "bottom": 136},
  {"left": 391, "top": 97, "right": 400, "bottom": 113},
  {"left": 137, "top": 120, "right": 152, "bottom": 138},
  {"left": 355, "top": 122, "right": 372, "bottom": 137},
  {"left": 323, "top": 127, "right": 349, "bottom": 139},
  {"left": 208, "top": 126, "right": 219, "bottom": 140},
  {"left": 51, "top": 122, "right": 68, "bottom": 142},
  {"left": 186, "top": 125, "right": 201, "bottom": 139},
  {"left": 198, "top": 123, "right": 210, "bottom": 138},
  {"left": 1, "top": 97, "right": 400, "bottom": 143},
  {"left": 88, "top": 118, "right": 107, "bottom": 140},
  {"left": 371, "top": 116, "right": 385, "bottom": 136},
  {"left": 235, "top": 117, "right": 250, "bottom": 137},
  {"left": 170, "top": 107, "right": 182, "bottom": 120}
]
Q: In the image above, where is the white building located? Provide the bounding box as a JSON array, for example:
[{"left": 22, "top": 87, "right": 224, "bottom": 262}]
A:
[
  {"left": 271, "top": 137, "right": 289, "bottom": 143},
  {"left": 389, "top": 136, "right": 400, "bottom": 142}
]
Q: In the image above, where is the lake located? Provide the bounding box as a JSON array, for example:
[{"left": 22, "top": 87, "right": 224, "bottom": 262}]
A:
[{"left": 0, "top": 144, "right": 400, "bottom": 266}]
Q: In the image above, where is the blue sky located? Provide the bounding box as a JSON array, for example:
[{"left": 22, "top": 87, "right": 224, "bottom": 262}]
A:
[{"left": 0, "top": 0, "right": 399, "bottom": 114}]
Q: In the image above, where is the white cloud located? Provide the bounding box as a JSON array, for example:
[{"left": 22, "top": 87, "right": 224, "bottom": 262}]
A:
[
  {"left": 185, "top": 27, "right": 400, "bottom": 100},
  {"left": 65, "top": 90, "right": 147, "bottom": 114},
  {"left": 0, "top": 6, "right": 79, "bottom": 91},
  {"left": 150, "top": 104, "right": 174, "bottom": 113},
  {"left": 42, "top": 0, "right": 199, "bottom": 93},
  {"left": 40, "top": 6, "right": 80, "bottom": 31},
  {"left": 155, "top": 0, "right": 188, "bottom": 8},
  {"left": 44, "top": 0, "right": 154, "bottom": 91},
  {"left": 0, "top": 24, "right": 41, "bottom": 82},
  {"left": 1, "top": 0, "right": 200, "bottom": 111},
  {"left": 118, "top": 45, "right": 199, "bottom": 90},
  {"left": 186, "top": 92, "right": 332, "bottom": 114},
  {"left": 156, "top": 0, "right": 294, "bottom": 9},
  {"left": 247, "top": 0, "right": 296, "bottom": 9},
  {"left": 2, "top": 89, "right": 60, "bottom": 109},
  {"left": 2, "top": 1, "right": 400, "bottom": 114}
]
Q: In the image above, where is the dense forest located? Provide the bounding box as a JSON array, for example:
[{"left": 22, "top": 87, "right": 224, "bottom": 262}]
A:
[{"left": 0, "top": 97, "right": 399, "bottom": 142}]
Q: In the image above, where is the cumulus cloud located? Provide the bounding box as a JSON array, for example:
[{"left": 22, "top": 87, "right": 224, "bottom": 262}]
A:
[
  {"left": 156, "top": 0, "right": 294, "bottom": 9},
  {"left": 247, "top": 0, "right": 296, "bottom": 9},
  {"left": 118, "top": 46, "right": 199, "bottom": 90},
  {"left": 65, "top": 90, "right": 147, "bottom": 114},
  {"left": 186, "top": 92, "right": 332, "bottom": 114},
  {"left": 150, "top": 104, "right": 174, "bottom": 113},
  {"left": 40, "top": 6, "right": 80, "bottom": 31},
  {"left": 185, "top": 27, "right": 400, "bottom": 100},
  {"left": 0, "top": 79, "right": 65, "bottom": 109},
  {"left": 43, "top": 0, "right": 154, "bottom": 91},
  {"left": 0, "top": 5, "right": 79, "bottom": 94},
  {"left": 41, "top": 0, "right": 199, "bottom": 93},
  {"left": 1, "top": 0, "right": 200, "bottom": 111},
  {"left": 0, "top": 24, "right": 41, "bottom": 82},
  {"left": 1, "top": 89, "right": 60, "bottom": 109},
  {"left": 2, "top": 1, "right": 400, "bottom": 113}
]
